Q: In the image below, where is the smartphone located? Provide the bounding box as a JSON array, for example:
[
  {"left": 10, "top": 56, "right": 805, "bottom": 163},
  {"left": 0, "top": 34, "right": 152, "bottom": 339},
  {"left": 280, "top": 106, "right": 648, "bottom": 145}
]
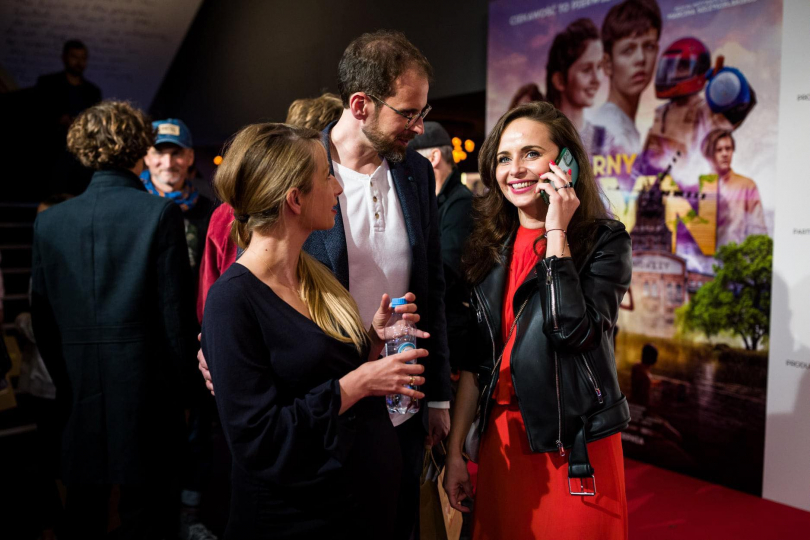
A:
[{"left": 540, "top": 147, "right": 580, "bottom": 204}]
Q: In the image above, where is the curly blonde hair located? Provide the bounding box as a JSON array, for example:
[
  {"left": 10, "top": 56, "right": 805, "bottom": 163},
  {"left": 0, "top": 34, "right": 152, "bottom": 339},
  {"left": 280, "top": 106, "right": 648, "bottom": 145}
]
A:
[{"left": 67, "top": 100, "right": 154, "bottom": 170}]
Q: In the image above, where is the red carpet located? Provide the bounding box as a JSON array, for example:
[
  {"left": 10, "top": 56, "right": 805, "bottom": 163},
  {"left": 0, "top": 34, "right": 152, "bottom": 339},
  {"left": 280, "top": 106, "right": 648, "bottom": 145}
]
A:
[
  {"left": 467, "top": 459, "right": 810, "bottom": 538},
  {"left": 626, "top": 458, "right": 810, "bottom": 539}
]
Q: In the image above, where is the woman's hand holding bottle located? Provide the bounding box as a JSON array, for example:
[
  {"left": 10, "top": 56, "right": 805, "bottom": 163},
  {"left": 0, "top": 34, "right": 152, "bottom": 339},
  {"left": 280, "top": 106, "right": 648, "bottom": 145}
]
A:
[{"left": 339, "top": 346, "right": 427, "bottom": 414}]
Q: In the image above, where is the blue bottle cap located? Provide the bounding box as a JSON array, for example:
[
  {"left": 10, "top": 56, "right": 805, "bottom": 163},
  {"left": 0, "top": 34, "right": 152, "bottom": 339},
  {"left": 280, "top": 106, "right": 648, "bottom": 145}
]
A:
[{"left": 390, "top": 297, "right": 408, "bottom": 306}]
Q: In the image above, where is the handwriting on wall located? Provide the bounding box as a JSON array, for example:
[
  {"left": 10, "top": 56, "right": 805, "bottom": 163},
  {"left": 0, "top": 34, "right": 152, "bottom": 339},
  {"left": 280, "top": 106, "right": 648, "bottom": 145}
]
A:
[{"left": 0, "top": 0, "right": 202, "bottom": 108}]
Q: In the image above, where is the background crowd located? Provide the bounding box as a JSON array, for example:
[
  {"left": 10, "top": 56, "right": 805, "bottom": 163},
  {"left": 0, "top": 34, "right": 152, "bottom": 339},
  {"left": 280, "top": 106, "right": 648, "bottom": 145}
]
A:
[
  {"left": 2, "top": 17, "right": 631, "bottom": 540},
  {"left": 1, "top": 29, "right": 477, "bottom": 540}
]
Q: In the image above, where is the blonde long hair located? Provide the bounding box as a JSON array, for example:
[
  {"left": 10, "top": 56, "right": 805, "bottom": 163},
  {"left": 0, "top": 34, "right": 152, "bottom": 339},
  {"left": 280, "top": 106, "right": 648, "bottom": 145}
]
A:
[{"left": 215, "top": 123, "right": 368, "bottom": 353}]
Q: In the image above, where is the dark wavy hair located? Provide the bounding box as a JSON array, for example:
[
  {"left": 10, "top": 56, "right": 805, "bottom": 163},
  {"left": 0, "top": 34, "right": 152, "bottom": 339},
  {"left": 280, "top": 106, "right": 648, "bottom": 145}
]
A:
[
  {"left": 601, "top": 0, "right": 662, "bottom": 57},
  {"left": 337, "top": 30, "right": 433, "bottom": 107},
  {"left": 63, "top": 39, "right": 87, "bottom": 55},
  {"left": 67, "top": 100, "right": 154, "bottom": 170},
  {"left": 546, "top": 18, "right": 599, "bottom": 108},
  {"left": 462, "top": 102, "right": 610, "bottom": 285}
]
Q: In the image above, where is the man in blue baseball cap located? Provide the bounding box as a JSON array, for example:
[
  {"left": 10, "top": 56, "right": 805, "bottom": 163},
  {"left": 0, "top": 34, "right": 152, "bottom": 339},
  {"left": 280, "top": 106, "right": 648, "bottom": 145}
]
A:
[
  {"left": 143, "top": 119, "right": 195, "bottom": 199},
  {"left": 142, "top": 119, "right": 215, "bottom": 273},
  {"left": 141, "top": 118, "right": 218, "bottom": 540}
]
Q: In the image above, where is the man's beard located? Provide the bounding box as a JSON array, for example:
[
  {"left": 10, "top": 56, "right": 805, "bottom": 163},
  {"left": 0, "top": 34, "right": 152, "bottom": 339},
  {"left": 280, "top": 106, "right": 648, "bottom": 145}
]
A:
[{"left": 362, "top": 118, "right": 410, "bottom": 164}]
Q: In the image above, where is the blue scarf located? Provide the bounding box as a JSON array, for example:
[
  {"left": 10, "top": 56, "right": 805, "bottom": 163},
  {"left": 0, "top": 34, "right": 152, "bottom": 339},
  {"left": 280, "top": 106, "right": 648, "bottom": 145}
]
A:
[{"left": 140, "top": 171, "right": 199, "bottom": 212}]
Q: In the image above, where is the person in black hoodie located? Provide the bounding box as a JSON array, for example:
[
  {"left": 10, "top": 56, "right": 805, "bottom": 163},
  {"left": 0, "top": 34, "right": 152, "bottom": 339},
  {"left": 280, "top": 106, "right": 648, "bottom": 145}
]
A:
[{"left": 36, "top": 40, "right": 102, "bottom": 195}]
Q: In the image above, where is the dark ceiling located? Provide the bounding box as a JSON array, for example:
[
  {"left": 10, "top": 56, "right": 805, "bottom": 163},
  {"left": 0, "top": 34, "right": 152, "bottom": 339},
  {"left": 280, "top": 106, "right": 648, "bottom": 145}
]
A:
[{"left": 150, "top": 0, "right": 490, "bottom": 147}]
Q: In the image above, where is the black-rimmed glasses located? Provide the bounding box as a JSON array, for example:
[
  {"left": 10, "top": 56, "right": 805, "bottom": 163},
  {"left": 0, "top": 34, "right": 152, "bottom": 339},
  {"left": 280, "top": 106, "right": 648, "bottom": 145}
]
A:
[{"left": 367, "top": 94, "right": 432, "bottom": 130}]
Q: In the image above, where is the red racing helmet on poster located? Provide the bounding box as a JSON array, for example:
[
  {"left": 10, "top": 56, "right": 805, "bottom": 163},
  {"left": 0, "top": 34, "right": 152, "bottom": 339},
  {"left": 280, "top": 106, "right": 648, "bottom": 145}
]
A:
[{"left": 655, "top": 37, "right": 712, "bottom": 99}]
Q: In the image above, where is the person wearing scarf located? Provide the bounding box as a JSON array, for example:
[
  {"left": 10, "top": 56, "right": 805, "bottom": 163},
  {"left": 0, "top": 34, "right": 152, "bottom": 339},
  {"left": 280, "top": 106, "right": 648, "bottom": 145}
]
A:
[
  {"left": 141, "top": 119, "right": 216, "bottom": 274},
  {"left": 140, "top": 118, "right": 218, "bottom": 540}
]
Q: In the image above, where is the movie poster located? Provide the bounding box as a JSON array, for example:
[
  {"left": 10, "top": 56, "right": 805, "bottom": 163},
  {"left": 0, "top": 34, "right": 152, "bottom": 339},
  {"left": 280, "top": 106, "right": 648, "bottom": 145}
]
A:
[{"left": 487, "top": 0, "right": 781, "bottom": 495}]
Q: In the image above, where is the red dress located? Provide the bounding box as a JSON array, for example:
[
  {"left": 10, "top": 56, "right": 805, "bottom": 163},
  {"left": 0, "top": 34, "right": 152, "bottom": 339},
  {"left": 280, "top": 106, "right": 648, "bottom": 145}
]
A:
[{"left": 472, "top": 226, "right": 628, "bottom": 540}]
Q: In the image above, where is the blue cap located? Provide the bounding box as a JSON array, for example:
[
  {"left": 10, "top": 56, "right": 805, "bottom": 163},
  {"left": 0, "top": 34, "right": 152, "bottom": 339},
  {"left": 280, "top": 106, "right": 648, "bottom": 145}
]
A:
[
  {"left": 390, "top": 297, "right": 408, "bottom": 306},
  {"left": 152, "top": 118, "right": 193, "bottom": 148}
]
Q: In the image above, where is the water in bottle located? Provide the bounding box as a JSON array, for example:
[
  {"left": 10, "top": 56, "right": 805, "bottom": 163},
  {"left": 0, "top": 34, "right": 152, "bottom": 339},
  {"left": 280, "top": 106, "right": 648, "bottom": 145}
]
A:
[{"left": 385, "top": 297, "right": 420, "bottom": 414}]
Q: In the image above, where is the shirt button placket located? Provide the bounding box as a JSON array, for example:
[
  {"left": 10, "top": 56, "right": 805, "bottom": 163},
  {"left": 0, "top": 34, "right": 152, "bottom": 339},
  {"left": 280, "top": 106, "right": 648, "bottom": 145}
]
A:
[{"left": 370, "top": 173, "right": 383, "bottom": 229}]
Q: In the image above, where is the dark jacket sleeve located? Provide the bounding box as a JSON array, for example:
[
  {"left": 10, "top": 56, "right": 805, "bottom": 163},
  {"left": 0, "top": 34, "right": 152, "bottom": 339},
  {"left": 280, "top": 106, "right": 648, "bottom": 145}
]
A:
[
  {"left": 202, "top": 281, "right": 357, "bottom": 485},
  {"left": 537, "top": 225, "right": 632, "bottom": 353},
  {"left": 440, "top": 193, "right": 474, "bottom": 280},
  {"left": 423, "top": 166, "right": 453, "bottom": 403},
  {"left": 30, "top": 218, "right": 69, "bottom": 397},
  {"left": 155, "top": 203, "right": 199, "bottom": 401},
  {"left": 459, "top": 298, "right": 491, "bottom": 376}
]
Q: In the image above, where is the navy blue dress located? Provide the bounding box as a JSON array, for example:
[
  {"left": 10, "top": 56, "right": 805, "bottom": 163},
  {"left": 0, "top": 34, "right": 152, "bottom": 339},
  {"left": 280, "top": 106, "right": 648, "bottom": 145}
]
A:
[{"left": 202, "top": 263, "right": 401, "bottom": 539}]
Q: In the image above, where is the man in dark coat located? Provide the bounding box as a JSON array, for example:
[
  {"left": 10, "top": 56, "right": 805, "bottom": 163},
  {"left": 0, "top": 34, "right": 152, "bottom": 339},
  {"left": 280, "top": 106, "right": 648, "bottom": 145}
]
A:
[
  {"left": 409, "top": 122, "right": 475, "bottom": 377},
  {"left": 31, "top": 100, "right": 198, "bottom": 539}
]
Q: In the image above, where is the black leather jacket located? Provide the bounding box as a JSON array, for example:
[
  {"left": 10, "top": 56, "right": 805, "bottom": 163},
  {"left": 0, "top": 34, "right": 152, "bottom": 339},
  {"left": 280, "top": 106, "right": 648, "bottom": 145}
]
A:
[{"left": 467, "top": 219, "right": 632, "bottom": 458}]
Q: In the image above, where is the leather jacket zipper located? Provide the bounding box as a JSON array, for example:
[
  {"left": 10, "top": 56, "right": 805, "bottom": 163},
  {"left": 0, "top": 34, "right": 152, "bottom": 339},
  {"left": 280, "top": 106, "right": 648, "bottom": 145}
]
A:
[
  {"left": 474, "top": 288, "right": 496, "bottom": 366},
  {"left": 544, "top": 260, "right": 559, "bottom": 331},
  {"left": 553, "top": 351, "right": 565, "bottom": 456},
  {"left": 581, "top": 354, "right": 604, "bottom": 404},
  {"left": 474, "top": 287, "right": 497, "bottom": 428}
]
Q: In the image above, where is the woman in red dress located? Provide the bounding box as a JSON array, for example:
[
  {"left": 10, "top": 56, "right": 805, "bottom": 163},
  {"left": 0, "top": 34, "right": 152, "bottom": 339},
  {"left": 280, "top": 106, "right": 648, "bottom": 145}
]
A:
[{"left": 444, "top": 101, "right": 632, "bottom": 540}]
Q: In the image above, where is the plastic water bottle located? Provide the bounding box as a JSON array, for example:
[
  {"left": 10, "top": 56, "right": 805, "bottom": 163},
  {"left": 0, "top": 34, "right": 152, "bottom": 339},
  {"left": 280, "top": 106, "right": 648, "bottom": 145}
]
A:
[{"left": 385, "top": 297, "right": 420, "bottom": 414}]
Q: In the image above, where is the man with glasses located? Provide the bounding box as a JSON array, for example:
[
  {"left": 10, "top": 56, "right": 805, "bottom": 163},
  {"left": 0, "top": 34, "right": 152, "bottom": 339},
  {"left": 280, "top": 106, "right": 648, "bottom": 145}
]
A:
[
  {"left": 314, "top": 30, "right": 450, "bottom": 539},
  {"left": 198, "top": 30, "right": 451, "bottom": 538}
]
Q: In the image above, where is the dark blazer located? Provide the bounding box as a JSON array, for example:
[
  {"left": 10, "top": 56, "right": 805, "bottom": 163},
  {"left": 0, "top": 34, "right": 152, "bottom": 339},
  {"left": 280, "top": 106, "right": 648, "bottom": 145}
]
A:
[
  {"left": 31, "top": 169, "right": 198, "bottom": 485},
  {"left": 303, "top": 124, "right": 453, "bottom": 421}
]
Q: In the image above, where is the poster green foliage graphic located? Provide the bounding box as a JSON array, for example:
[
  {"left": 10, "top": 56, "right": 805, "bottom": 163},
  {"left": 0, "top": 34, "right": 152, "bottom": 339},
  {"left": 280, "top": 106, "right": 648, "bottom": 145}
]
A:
[{"left": 677, "top": 235, "right": 772, "bottom": 350}]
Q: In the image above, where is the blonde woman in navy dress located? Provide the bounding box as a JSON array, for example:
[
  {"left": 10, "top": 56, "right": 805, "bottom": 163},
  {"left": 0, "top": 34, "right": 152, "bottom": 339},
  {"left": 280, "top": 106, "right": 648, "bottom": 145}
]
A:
[{"left": 202, "top": 123, "right": 430, "bottom": 539}]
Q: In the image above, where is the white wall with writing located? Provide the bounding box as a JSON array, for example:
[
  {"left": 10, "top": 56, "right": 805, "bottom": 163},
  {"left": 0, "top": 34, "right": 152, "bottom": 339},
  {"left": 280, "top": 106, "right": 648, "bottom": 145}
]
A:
[
  {"left": 0, "top": 0, "right": 202, "bottom": 108},
  {"left": 762, "top": 0, "right": 810, "bottom": 513}
]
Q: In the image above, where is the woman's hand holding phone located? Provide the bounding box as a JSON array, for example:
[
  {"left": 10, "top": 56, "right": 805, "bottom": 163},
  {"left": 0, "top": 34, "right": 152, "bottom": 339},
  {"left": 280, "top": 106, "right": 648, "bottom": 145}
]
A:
[{"left": 535, "top": 148, "right": 580, "bottom": 257}]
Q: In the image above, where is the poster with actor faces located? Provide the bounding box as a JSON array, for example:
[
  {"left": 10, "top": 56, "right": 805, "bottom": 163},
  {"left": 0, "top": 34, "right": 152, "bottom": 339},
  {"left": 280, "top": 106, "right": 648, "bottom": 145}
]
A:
[{"left": 487, "top": 0, "right": 781, "bottom": 496}]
